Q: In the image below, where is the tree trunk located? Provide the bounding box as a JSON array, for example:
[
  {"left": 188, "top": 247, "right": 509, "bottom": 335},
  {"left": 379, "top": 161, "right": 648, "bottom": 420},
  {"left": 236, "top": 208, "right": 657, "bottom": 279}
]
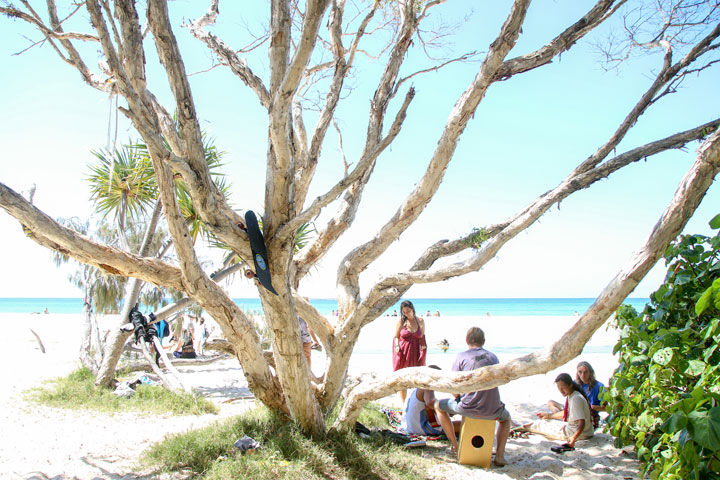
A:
[
  {"left": 261, "top": 273, "right": 326, "bottom": 436},
  {"left": 95, "top": 201, "right": 163, "bottom": 387},
  {"left": 78, "top": 287, "right": 100, "bottom": 372}
]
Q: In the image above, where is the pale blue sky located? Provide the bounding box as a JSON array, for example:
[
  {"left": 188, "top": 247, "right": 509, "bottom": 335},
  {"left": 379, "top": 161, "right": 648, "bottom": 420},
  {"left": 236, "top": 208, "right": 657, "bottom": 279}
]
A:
[{"left": 1, "top": 1, "right": 718, "bottom": 300}]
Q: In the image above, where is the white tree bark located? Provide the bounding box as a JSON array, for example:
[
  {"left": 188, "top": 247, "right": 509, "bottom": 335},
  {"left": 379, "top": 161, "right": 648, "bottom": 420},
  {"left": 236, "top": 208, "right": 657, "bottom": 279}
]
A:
[
  {"left": 334, "top": 127, "right": 720, "bottom": 428},
  {"left": 2, "top": 0, "right": 718, "bottom": 436}
]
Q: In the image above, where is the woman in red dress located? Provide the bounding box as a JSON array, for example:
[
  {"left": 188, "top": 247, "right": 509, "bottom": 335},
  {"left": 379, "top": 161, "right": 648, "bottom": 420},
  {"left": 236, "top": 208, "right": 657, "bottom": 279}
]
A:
[{"left": 392, "top": 300, "right": 427, "bottom": 404}]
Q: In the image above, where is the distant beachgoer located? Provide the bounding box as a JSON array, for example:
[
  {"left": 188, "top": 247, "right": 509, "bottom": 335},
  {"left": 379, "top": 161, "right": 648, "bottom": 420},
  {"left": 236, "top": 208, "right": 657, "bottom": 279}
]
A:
[
  {"left": 195, "top": 317, "right": 208, "bottom": 355},
  {"left": 435, "top": 310, "right": 440, "bottom": 317},
  {"left": 523, "top": 373, "right": 594, "bottom": 447},
  {"left": 392, "top": 310, "right": 398, "bottom": 316},
  {"left": 434, "top": 327, "right": 510, "bottom": 465},
  {"left": 438, "top": 339, "right": 450, "bottom": 352},
  {"left": 43, "top": 308, "right": 49, "bottom": 314},
  {"left": 426, "top": 310, "right": 431, "bottom": 316},
  {"left": 486, "top": 312, "right": 491, "bottom": 317},
  {"left": 173, "top": 328, "right": 197, "bottom": 358},
  {"left": 392, "top": 300, "right": 427, "bottom": 405},
  {"left": 169, "top": 314, "right": 185, "bottom": 353},
  {"left": 299, "top": 317, "right": 314, "bottom": 368}
]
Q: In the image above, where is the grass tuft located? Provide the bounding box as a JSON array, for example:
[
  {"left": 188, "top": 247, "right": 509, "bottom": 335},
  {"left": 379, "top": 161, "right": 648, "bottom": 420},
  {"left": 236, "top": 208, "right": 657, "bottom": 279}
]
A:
[
  {"left": 27, "top": 367, "right": 218, "bottom": 416},
  {"left": 144, "top": 403, "right": 429, "bottom": 480}
]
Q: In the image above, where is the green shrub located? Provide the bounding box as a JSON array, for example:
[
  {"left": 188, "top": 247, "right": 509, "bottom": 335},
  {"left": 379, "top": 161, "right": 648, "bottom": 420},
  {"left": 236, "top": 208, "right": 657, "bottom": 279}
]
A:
[{"left": 606, "top": 215, "right": 720, "bottom": 479}]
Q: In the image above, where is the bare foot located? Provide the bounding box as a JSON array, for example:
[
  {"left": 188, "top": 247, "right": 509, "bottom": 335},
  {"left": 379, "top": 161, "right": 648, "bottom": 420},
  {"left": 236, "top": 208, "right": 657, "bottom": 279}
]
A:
[{"left": 493, "top": 456, "right": 506, "bottom": 467}]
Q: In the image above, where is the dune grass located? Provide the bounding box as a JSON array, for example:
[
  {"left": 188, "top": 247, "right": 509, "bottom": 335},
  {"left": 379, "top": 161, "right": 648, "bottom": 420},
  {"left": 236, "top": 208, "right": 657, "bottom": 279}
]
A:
[
  {"left": 27, "top": 367, "right": 218, "bottom": 415},
  {"left": 143, "top": 403, "right": 430, "bottom": 480}
]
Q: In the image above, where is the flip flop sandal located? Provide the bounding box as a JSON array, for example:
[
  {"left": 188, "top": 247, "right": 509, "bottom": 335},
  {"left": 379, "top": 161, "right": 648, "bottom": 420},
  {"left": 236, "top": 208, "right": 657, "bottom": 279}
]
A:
[{"left": 551, "top": 443, "right": 575, "bottom": 454}]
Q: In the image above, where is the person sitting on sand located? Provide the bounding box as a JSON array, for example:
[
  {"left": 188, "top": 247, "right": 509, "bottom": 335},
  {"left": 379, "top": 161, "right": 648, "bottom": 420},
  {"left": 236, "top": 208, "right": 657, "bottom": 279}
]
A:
[
  {"left": 433, "top": 327, "right": 511, "bottom": 466},
  {"left": 167, "top": 314, "right": 185, "bottom": 353},
  {"left": 546, "top": 362, "right": 605, "bottom": 429},
  {"left": 173, "top": 328, "right": 197, "bottom": 358},
  {"left": 523, "top": 373, "right": 594, "bottom": 447},
  {"left": 575, "top": 361, "right": 605, "bottom": 427},
  {"left": 401, "top": 365, "right": 460, "bottom": 436}
]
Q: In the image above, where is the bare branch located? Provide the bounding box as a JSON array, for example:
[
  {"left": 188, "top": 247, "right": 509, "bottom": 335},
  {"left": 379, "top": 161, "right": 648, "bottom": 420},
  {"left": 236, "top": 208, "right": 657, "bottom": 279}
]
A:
[
  {"left": 336, "top": 0, "right": 532, "bottom": 313},
  {"left": 1, "top": 3, "right": 110, "bottom": 91},
  {"left": 334, "top": 127, "right": 720, "bottom": 427},
  {"left": 266, "top": 0, "right": 331, "bottom": 233},
  {"left": 392, "top": 51, "right": 479, "bottom": 97},
  {"left": 574, "top": 19, "right": 720, "bottom": 174},
  {"left": 1, "top": 3, "right": 99, "bottom": 41},
  {"left": 0, "top": 182, "right": 184, "bottom": 290},
  {"left": 363, "top": 117, "right": 720, "bottom": 302},
  {"left": 186, "top": 1, "right": 271, "bottom": 108},
  {"left": 294, "top": 0, "right": 351, "bottom": 211},
  {"left": 494, "top": 0, "right": 624, "bottom": 81},
  {"left": 278, "top": 86, "right": 416, "bottom": 246}
]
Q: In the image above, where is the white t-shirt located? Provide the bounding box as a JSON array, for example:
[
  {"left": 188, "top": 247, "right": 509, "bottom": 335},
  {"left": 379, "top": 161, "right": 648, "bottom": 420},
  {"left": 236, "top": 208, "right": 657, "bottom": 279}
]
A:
[{"left": 564, "top": 390, "right": 594, "bottom": 439}]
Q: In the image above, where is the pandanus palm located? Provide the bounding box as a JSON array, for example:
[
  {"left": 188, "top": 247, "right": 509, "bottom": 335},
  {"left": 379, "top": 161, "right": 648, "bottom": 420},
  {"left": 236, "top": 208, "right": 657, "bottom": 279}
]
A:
[{"left": 86, "top": 131, "right": 232, "bottom": 385}]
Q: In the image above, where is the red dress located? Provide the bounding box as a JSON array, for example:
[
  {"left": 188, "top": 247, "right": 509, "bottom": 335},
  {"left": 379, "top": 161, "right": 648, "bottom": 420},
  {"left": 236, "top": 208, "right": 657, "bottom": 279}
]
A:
[{"left": 392, "top": 325, "right": 427, "bottom": 371}]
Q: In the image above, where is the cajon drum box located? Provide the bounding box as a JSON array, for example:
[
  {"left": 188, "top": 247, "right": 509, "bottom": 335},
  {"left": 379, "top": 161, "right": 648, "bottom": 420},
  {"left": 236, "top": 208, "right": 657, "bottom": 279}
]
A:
[{"left": 457, "top": 417, "right": 496, "bottom": 467}]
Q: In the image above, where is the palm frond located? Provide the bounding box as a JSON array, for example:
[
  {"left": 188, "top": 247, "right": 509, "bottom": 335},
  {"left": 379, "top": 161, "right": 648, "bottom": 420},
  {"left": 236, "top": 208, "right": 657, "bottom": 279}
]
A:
[{"left": 87, "top": 145, "right": 157, "bottom": 219}]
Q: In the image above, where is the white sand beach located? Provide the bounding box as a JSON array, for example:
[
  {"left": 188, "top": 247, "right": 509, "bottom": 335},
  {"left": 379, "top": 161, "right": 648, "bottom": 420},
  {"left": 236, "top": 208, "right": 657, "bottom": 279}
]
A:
[{"left": 1, "top": 312, "right": 639, "bottom": 479}]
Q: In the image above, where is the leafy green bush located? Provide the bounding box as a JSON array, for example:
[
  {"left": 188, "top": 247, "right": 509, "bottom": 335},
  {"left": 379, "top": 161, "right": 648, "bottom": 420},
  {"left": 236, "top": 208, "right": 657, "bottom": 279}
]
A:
[{"left": 606, "top": 215, "right": 720, "bottom": 479}]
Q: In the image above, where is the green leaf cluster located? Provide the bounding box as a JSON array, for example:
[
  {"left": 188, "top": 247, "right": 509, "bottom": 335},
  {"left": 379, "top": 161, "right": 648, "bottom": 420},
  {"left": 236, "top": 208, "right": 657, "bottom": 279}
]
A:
[
  {"left": 87, "top": 134, "right": 228, "bottom": 245},
  {"left": 606, "top": 217, "right": 720, "bottom": 479}
]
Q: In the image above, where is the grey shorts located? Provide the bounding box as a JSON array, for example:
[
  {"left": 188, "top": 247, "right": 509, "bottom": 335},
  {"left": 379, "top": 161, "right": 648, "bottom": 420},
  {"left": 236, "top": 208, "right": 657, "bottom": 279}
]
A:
[{"left": 438, "top": 397, "right": 511, "bottom": 422}]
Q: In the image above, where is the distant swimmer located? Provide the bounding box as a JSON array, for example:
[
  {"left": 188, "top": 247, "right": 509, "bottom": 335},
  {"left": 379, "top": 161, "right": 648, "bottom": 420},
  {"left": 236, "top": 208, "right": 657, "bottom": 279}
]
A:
[
  {"left": 438, "top": 339, "right": 450, "bottom": 353},
  {"left": 435, "top": 310, "right": 440, "bottom": 317}
]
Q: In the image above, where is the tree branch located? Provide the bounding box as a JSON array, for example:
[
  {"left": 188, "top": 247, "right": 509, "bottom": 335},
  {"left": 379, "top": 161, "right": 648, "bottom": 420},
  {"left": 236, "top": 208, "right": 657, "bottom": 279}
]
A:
[
  {"left": 336, "top": 0, "right": 532, "bottom": 314},
  {"left": 186, "top": 0, "right": 271, "bottom": 109},
  {"left": 493, "top": 0, "right": 623, "bottom": 81},
  {"left": 266, "top": 0, "right": 331, "bottom": 234},
  {"left": 363, "top": 117, "right": 720, "bottom": 307},
  {"left": 574, "top": 19, "right": 720, "bottom": 175},
  {"left": 0, "top": 182, "right": 184, "bottom": 290},
  {"left": 334, "top": 126, "right": 720, "bottom": 428}
]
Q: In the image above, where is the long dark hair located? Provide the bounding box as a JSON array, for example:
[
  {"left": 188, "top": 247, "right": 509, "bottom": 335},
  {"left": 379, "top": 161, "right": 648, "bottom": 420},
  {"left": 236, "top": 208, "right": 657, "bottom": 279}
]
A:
[
  {"left": 400, "top": 300, "right": 416, "bottom": 326},
  {"left": 555, "top": 372, "right": 589, "bottom": 403}
]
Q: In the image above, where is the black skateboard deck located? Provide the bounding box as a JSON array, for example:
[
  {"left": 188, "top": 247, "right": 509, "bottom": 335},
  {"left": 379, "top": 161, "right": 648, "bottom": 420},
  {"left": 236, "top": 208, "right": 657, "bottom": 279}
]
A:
[{"left": 244, "top": 210, "right": 278, "bottom": 295}]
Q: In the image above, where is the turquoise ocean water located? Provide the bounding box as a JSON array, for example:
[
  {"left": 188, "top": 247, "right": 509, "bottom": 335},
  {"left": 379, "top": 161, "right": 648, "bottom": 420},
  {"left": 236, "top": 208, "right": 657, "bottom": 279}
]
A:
[{"left": 0, "top": 297, "right": 649, "bottom": 316}]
